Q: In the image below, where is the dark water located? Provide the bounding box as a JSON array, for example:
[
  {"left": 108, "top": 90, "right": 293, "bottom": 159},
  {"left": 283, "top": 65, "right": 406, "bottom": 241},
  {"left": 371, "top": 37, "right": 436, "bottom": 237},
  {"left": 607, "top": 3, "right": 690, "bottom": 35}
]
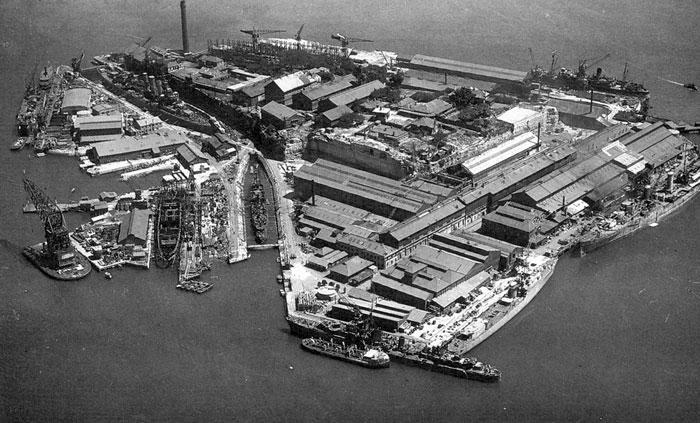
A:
[{"left": 1, "top": 1, "right": 699, "bottom": 421}]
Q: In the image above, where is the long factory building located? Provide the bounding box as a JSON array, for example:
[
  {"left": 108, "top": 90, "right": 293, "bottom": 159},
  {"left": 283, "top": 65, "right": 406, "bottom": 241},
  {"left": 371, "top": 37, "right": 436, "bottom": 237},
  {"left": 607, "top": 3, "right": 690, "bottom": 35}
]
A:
[{"left": 297, "top": 121, "right": 688, "bottom": 277}]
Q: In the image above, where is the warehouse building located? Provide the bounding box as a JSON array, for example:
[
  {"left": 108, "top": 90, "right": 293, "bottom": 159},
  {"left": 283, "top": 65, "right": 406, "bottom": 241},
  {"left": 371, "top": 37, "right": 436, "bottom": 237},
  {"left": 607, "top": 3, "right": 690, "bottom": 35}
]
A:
[
  {"left": 293, "top": 77, "right": 355, "bottom": 111},
  {"left": 327, "top": 256, "right": 373, "bottom": 285},
  {"left": 334, "top": 232, "right": 399, "bottom": 269},
  {"left": 317, "top": 105, "right": 353, "bottom": 127},
  {"left": 462, "top": 131, "right": 539, "bottom": 181},
  {"left": 75, "top": 113, "right": 124, "bottom": 144},
  {"left": 452, "top": 231, "right": 523, "bottom": 271},
  {"left": 305, "top": 248, "right": 348, "bottom": 272},
  {"left": 87, "top": 131, "right": 187, "bottom": 164},
  {"left": 261, "top": 101, "right": 305, "bottom": 129},
  {"left": 176, "top": 144, "right": 208, "bottom": 169},
  {"left": 619, "top": 121, "right": 688, "bottom": 170},
  {"left": 431, "top": 271, "right": 491, "bottom": 310},
  {"left": 496, "top": 107, "right": 547, "bottom": 135},
  {"left": 264, "top": 71, "right": 320, "bottom": 105},
  {"left": 398, "top": 54, "right": 528, "bottom": 85},
  {"left": 118, "top": 209, "right": 151, "bottom": 247},
  {"left": 371, "top": 244, "right": 488, "bottom": 310},
  {"left": 318, "top": 80, "right": 385, "bottom": 112},
  {"left": 428, "top": 233, "right": 500, "bottom": 272},
  {"left": 60, "top": 87, "right": 91, "bottom": 114},
  {"left": 480, "top": 201, "right": 555, "bottom": 247},
  {"left": 294, "top": 159, "right": 441, "bottom": 220}
]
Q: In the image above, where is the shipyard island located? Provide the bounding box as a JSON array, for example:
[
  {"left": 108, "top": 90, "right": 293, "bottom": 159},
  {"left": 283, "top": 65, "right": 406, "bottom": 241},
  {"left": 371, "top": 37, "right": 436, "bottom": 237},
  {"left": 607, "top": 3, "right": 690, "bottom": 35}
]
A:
[{"left": 12, "top": 1, "right": 700, "bottom": 382}]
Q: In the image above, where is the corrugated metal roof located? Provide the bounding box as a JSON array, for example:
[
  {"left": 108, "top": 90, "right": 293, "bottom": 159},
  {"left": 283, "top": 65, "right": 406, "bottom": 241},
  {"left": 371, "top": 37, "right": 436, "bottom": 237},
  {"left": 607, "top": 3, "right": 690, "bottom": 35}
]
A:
[
  {"left": 432, "top": 271, "right": 490, "bottom": 309},
  {"left": 409, "top": 54, "right": 527, "bottom": 82},
  {"left": 61, "top": 88, "right": 91, "bottom": 111},
  {"left": 92, "top": 132, "right": 187, "bottom": 158},
  {"left": 270, "top": 71, "right": 318, "bottom": 93},
  {"left": 497, "top": 107, "right": 541, "bottom": 124},
  {"left": 300, "top": 78, "right": 354, "bottom": 101},
  {"left": 326, "top": 80, "right": 385, "bottom": 107},
  {"left": 261, "top": 101, "right": 300, "bottom": 120},
  {"left": 372, "top": 274, "right": 433, "bottom": 301},
  {"left": 462, "top": 132, "right": 538, "bottom": 176},
  {"left": 387, "top": 197, "right": 465, "bottom": 242},
  {"left": 320, "top": 105, "right": 352, "bottom": 122}
]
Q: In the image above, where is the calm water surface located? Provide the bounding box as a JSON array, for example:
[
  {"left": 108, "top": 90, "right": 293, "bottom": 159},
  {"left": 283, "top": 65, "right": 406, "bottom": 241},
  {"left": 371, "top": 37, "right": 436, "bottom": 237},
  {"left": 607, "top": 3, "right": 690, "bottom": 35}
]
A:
[{"left": 1, "top": 1, "right": 699, "bottom": 421}]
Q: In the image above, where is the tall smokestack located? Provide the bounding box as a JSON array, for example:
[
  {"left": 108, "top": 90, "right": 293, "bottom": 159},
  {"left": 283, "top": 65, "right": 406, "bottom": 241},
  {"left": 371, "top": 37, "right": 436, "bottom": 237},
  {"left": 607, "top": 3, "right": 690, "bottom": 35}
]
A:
[{"left": 180, "top": 0, "right": 189, "bottom": 53}]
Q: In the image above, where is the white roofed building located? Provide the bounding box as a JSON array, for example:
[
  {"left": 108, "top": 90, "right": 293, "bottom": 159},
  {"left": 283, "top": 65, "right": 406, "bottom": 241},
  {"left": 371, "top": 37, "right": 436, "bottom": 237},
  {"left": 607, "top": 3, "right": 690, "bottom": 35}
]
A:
[
  {"left": 497, "top": 107, "right": 547, "bottom": 135},
  {"left": 264, "top": 71, "right": 321, "bottom": 106},
  {"left": 462, "top": 132, "right": 539, "bottom": 181}
]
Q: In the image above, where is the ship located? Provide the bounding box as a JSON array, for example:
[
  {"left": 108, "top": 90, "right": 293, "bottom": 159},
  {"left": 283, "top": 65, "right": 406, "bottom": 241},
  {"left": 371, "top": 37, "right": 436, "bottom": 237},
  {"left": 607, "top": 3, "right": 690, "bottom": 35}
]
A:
[
  {"left": 300, "top": 338, "right": 390, "bottom": 369},
  {"left": 11, "top": 138, "right": 26, "bottom": 151},
  {"left": 528, "top": 61, "right": 649, "bottom": 97},
  {"left": 249, "top": 172, "right": 268, "bottom": 243},
  {"left": 684, "top": 83, "right": 698, "bottom": 91},
  {"left": 154, "top": 189, "right": 183, "bottom": 266},
  {"left": 286, "top": 314, "right": 350, "bottom": 340},
  {"left": 23, "top": 242, "right": 92, "bottom": 281},
  {"left": 384, "top": 339, "right": 501, "bottom": 382}
]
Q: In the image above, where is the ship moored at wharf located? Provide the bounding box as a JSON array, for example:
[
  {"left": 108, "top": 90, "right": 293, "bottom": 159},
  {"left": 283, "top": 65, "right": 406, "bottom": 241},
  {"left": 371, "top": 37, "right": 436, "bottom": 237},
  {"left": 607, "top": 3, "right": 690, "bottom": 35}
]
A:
[{"left": 300, "top": 337, "right": 390, "bottom": 369}]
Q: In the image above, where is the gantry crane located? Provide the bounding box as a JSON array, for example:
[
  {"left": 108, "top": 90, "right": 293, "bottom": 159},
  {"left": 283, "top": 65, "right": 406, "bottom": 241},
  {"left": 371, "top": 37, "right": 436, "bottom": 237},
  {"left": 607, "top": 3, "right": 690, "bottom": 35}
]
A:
[
  {"left": 331, "top": 33, "right": 373, "bottom": 56},
  {"left": 295, "top": 24, "right": 304, "bottom": 50},
  {"left": 240, "top": 28, "right": 286, "bottom": 52},
  {"left": 23, "top": 178, "right": 73, "bottom": 268}
]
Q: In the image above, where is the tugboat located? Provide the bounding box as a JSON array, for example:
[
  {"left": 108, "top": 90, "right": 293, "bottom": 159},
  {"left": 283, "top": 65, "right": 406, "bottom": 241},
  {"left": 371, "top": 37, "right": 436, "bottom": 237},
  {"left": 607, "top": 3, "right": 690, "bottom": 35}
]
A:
[
  {"left": 10, "top": 138, "right": 26, "bottom": 151},
  {"left": 300, "top": 338, "right": 390, "bottom": 369},
  {"left": 684, "top": 82, "right": 698, "bottom": 91}
]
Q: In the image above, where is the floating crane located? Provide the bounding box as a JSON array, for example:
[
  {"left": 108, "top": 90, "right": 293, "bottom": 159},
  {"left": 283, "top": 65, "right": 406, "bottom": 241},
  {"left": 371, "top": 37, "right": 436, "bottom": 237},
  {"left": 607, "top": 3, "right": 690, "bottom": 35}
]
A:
[
  {"left": 331, "top": 33, "right": 373, "bottom": 56},
  {"left": 23, "top": 178, "right": 73, "bottom": 268},
  {"left": 70, "top": 50, "right": 84, "bottom": 74},
  {"left": 240, "top": 28, "right": 286, "bottom": 52},
  {"left": 295, "top": 24, "right": 304, "bottom": 50}
]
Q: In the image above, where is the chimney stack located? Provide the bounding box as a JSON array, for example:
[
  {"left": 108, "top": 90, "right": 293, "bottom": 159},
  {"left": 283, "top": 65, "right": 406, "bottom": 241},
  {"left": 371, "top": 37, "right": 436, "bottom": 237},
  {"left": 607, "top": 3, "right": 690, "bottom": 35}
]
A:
[{"left": 180, "top": 0, "right": 189, "bottom": 53}]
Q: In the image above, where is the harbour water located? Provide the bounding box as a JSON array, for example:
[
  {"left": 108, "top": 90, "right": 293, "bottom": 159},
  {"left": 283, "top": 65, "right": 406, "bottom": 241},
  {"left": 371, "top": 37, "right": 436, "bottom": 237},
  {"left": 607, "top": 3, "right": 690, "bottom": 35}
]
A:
[{"left": 1, "top": 1, "right": 699, "bottom": 421}]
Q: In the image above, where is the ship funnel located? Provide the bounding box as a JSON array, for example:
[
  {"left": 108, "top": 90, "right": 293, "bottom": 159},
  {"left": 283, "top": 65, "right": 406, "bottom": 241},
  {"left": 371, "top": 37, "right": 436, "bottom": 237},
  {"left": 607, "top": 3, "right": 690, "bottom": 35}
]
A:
[{"left": 180, "top": 0, "right": 189, "bottom": 53}]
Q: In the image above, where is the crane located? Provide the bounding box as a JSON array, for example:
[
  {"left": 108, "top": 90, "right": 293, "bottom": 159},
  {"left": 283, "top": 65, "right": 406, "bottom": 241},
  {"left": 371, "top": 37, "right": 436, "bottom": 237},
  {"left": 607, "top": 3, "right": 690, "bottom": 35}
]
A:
[
  {"left": 577, "top": 53, "right": 610, "bottom": 77},
  {"left": 240, "top": 28, "right": 286, "bottom": 52},
  {"left": 331, "top": 33, "right": 373, "bottom": 56},
  {"left": 23, "top": 178, "right": 73, "bottom": 268},
  {"left": 549, "top": 50, "right": 559, "bottom": 75},
  {"left": 70, "top": 50, "right": 85, "bottom": 73},
  {"left": 294, "top": 24, "right": 304, "bottom": 50},
  {"left": 140, "top": 35, "right": 153, "bottom": 48}
]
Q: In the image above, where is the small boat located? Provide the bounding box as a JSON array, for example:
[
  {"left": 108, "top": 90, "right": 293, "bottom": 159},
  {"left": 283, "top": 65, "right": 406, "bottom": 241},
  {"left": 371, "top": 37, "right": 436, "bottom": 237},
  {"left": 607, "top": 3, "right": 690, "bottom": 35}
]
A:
[
  {"left": 70, "top": 187, "right": 76, "bottom": 193},
  {"left": 104, "top": 271, "right": 113, "bottom": 280},
  {"left": 279, "top": 288, "right": 286, "bottom": 297},
  {"left": 684, "top": 83, "right": 698, "bottom": 91},
  {"left": 11, "top": 138, "right": 26, "bottom": 151}
]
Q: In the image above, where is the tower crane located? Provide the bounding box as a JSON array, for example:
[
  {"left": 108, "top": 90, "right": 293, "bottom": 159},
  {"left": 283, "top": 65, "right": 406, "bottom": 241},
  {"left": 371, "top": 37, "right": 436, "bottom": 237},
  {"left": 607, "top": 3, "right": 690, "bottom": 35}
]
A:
[
  {"left": 240, "top": 28, "right": 286, "bottom": 52},
  {"left": 140, "top": 35, "right": 153, "bottom": 48},
  {"left": 295, "top": 24, "right": 304, "bottom": 50},
  {"left": 331, "top": 33, "right": 373, "bottom": 56},
  {"left": 23, "top": 178, "right": 73, "bottom": 268}
]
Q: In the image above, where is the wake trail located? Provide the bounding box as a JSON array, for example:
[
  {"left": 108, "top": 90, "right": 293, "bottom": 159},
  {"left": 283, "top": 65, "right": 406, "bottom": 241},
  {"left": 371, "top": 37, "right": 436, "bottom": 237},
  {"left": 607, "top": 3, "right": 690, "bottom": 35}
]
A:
[{"left": 658, "top": 77, "right": 684, "bottom": 86}]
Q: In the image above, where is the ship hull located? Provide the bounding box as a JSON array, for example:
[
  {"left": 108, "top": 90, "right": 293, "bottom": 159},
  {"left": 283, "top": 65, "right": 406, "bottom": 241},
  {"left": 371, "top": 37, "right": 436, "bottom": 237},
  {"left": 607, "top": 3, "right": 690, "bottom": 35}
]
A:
[{"left": 300, "top": 339, "right": 390, "bottom": 369}]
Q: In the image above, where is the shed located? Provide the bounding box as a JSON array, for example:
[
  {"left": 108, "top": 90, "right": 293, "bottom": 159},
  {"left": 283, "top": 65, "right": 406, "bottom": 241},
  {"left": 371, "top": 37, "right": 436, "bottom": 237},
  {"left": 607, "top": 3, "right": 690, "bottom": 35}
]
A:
[
  {"left": 61, "top": 88, "right": 91, "bottom": 114},
  {"left": 261, "top": 101, "right": 305, "bottom": 129}
]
